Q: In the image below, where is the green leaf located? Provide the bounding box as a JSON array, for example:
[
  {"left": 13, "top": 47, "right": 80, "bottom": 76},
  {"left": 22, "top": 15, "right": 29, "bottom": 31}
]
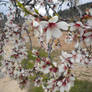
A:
[
  {"left": 34, "top": 8, "right": 39, "bottom": 14},
  {"left": 29, "top": 74, "right": 37, "bottom": 80},
  {"left": 16, "top": 0, "right": 24, "bottom": 9},
  {"left": 0, "top": 62, "right": 2, "bottom": 67},
  {"left": 16, "top": 0, "right": 33, "bottom": 15},
  {"left": 21, "top": 59, "right": 34, "bottom": 69},
  {"left": 32, "top": 86, "right": 44, "bottom": 92},
  {"left": 42, "top": 74, "right": 49, "bottom": 81},
  {"left": 70, "top": 80, "right": 92, "bottom": 92},
  {"left": 0, "top": 56, "right": 2, "bottom": 60},
  {"left": 27, "top": 50, "right": 36, "bottom": 61},
  {"left": 0, "top": 56, "right": 2, "bottom": 66},
  {"left": 39, "top": 49, "right": 48, "bottom": 57}
]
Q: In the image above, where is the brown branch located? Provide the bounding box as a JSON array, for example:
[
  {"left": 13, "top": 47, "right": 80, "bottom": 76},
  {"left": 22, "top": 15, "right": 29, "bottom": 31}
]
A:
[{"left": 25, "top": 29, "right": 32, "bottom": 50}]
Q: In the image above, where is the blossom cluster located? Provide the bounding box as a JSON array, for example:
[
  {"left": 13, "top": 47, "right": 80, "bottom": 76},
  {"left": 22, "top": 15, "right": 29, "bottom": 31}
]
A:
[
  {"left": 0, "top": 0, "right": 92, "bottom": 92},
  {"left": 30, "top": 46, "right": 92, "bottom": 92},
  {"left": 0, "top": 5, "right": 29, "bottom": 87},
  {"left": 31, "top": 49, "right": 75, "bottom": 92},
  {"left": 19, "top": 5, "right": 92, "bottom": 92}
]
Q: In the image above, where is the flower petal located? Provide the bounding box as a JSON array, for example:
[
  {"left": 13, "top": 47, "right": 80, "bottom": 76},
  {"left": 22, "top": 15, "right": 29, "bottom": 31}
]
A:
[
  {"left": 34, "top": 30, "right": 39, "bottom": 37},
  {"left": 87, "top": 19, "right": 92, "bottom": 26},
  {"left": 89, "top": 8, "right": 92, "bottom": 16},
  {"left": 40, "top": 21, "right": 48, "bottom": 28},
  {"left": 69, "top": 23, "right": 76, "bottom": 31},
  {"left": 60, "top": 86, "right": 65, "bottom": 92},
  {"left": 52, "top": 28, "right": 62, "bottom": 38},
  {"left": 57, "top": 21, "right": 70, "bottom": 30},
  {"left": 33, "top": 20, "right": 39, "bottom": 27},
  {"left": 49, "top": 16, "right": 58, "bottom": 23},
  {"left": 46, "top": 29, "right": 52, "bottom": 43}
]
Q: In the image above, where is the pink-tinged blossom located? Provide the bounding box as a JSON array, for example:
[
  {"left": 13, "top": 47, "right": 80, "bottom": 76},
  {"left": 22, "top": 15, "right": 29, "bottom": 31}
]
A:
[
  {"left": 1, "top": 1, "right": 92, "bottom": 92},
  {"left": 40, "top": 16, "right": 70, "bottom": 43}
]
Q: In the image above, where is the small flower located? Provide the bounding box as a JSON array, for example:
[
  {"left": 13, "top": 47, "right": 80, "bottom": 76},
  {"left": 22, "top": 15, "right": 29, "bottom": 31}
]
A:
[{"left": 40, "top": 16, "right": 70, "bottom": 43}]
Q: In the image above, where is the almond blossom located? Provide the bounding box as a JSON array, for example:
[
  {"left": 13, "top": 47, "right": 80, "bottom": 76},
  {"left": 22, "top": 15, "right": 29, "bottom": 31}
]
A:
[
  {"left": 0, "top": 0, "right": 92, "bottom": 92},
  {"left": 40, "top": 16, "right": 70, "bottom": 43}
]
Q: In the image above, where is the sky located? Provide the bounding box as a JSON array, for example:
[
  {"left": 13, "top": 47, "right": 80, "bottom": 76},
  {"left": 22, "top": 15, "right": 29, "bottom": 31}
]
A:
[
  {"left": 0, "top": 0, "right": 10, "bottom": 14},
  {"left": 0, "top": 0, "right": 92, "bottom": 15}
]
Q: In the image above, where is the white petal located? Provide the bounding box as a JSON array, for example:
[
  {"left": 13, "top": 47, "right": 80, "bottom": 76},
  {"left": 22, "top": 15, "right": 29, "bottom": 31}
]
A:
[
  {"left": 57, "top": 21, "right": 70, "bottom": 30},
  {"left": 84, "top": 32, "right": 92, "bottom": 36},
  {"left": 53, "top": 87, "right": 59, "bottom": 92},
  {"left": 20, "top": 11, "right": 25, "bottom": 17},
  {"left": 52, "top": 28, "right": 62, "bottom": 38},
  {"left": 89, "top": 8, "right": 92, "bottom": 16},
  {"left": 69, "top": 23, "right": 75, "bottom": 26},
  {"left": 33, "top": 20, "right": 39, "bottom": 27},
  {"left": 39, "top": 27, "right": 43, "bottom": 34},
  {"left": 75, "top": 41, "right": 80, "bottom": 48},
  {"left": 57, "top": 81, "right": 62, "bottom": 86},
  {"left": 60, "top": 57, "right": 65, "bottom": 63},
  {"left": 70, "top": 76, "right": 75, "bottom": 81},
  {"left": 76, "top": 54, "right": 81, "bottom": 63},
  {"left": 87, "top": 19, "right": 92, "bottom": 27},
  {"left": 53, "top": 62, "right": 57, "bottom": 67},
  {"left": 34, "top": 30, "right": 39, "bottom": 37},
  {"left": 46, "top": 29, "right": 52, "bottom": 43},
  {"left": 58, "top": 64, "right": 64, "bottom": 73},
  {"left": 65, "top": 82, "right": 72, "bottom": 92},
  {"left": 70, "top": 25, "right": 76, "bottom": 31},
  {"left": 76, "top": 21, "right": 83, "bottom": 26},
  {"left": 84, "top": 38, "right": 91, "bottom": 46},
  {"left": 69, "top": 23, "right": 75, "bottom": 31},
  {"left": 49, "top": 16, "right": 58, "bottom": 23},
  {"left": 60, "top": 86, "right": 65, "bottom": 92},
  {"left": 40, "top": 21, "right": 48, "bottom": 28},
  {"left": 61, "top": 51, "right": 72, "bottom": 58},
  {"left": 43, "top": 67, "right": 50, "bottom": 74},
  {"left": 61, "top": 51, "right": 66, "bottom": 57}
]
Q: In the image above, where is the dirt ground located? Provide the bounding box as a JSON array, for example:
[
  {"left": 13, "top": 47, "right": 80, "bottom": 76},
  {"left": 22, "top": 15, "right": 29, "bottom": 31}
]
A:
[
  {"left": 72, "top": 64, "right": 92, "bottom": 81},
  {"left": 0, "top": 75, "right": 27, "bottom": 92}
]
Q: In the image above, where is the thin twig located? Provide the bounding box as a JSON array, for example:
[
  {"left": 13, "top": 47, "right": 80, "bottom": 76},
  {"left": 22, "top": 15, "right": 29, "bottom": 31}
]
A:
[
  {"left": 48, "top": 37, "right": 55, "bottom": 62},
  {"left": 75, "top": 6, "right": 83, "bottom": 18},
  {"left": 44, "top": 0, "right": 49, "bottom": 17},
  {"left": 25, "top": 29, "right": 32, "bottom": 50}
]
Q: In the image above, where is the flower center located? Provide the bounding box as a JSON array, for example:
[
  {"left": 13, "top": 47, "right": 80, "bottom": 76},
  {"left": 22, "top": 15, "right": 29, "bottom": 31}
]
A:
[{"left": 48, "top": 23, "right": 56, "bottom": 29}]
